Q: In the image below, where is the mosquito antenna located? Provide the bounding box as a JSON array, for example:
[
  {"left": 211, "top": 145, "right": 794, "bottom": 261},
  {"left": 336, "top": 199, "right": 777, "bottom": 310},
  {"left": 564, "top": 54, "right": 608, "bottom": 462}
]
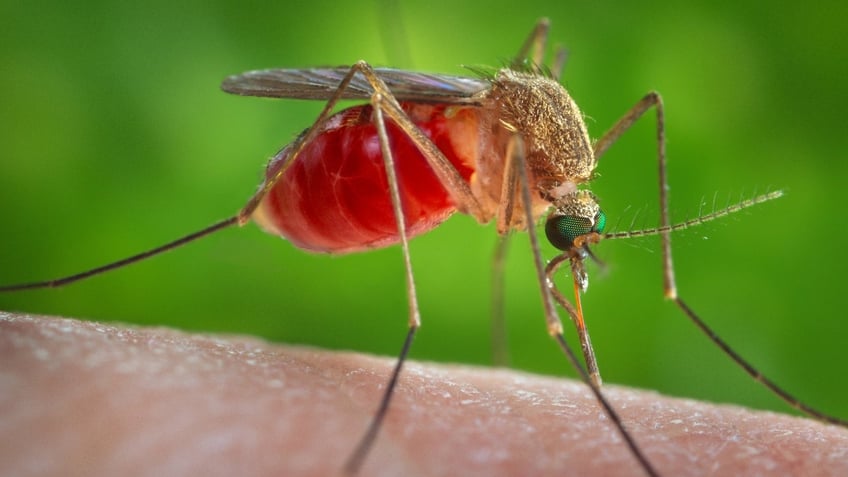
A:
[
  {"left": 0, "top": 216, "right": 239, "bottom": 292},
  {"left": 604, "top": 190, "right": 782, "bottom": 241}
]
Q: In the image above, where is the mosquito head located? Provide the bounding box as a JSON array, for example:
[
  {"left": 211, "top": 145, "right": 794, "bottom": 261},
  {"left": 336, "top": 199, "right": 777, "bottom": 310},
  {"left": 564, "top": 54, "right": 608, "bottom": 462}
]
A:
[{"left": 545, "top": 190, "right": 606, "bottom": 252}]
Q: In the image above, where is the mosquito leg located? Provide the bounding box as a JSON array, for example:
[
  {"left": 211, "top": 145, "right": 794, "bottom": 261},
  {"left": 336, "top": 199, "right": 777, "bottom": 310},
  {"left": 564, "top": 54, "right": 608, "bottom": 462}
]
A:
[
  {"left": 0, "top": 63, "right": 385, "bottom": 293},
  {"left": 0, "top": 217, "right": 239, "bottom": 292},
  {"left": 551, "top": 46, "right": 569, "bottom": 82},
  {"left": 487, "top": 124, "right": 522, "bottom": 366},
  {"left": 340, "top": 64, "right": 521, "bottom": 373},
  {"left": 511, "top": 18, "right": 550, "bottom": 71},
  {"left": 349, "top": 63, "right": 487, "bottom": 220},
  {"left": 343, "top": 328, "right": 418, "bottom": 474},
  {"left": 333, "top": 62, "right": 513, "bottom": 472},
  {"left": 490, "top": 233, "right": 510, "bottom": 367},
  {"left": 341, "top": 70, "right": 429, "bottom": 474},
  {"left": 498, "top": 126, "right": 601, "bottom": 383},
  {"left": 371, "top": 88, "right": 421, "bottom": 334},
  {"left": 592, "top": 92, "right": 674, "bottom": 294},
  {"left": 593, "top": 91, "right": 662, "bottom": 161},
  {"left": 597, "top": 92, "right": 848, "bottom": 427},
  {"left": 674, "top": 298, "right": 848, "bottom": 426},
  {"left": 0, "top": 64, "right": 412, "bottom": 294},
  {"left": 0, "top": 72, "right": 383, "bottom": 291},
  {"left": 510, "top": 134, "right": 659, "bottom": 477}
]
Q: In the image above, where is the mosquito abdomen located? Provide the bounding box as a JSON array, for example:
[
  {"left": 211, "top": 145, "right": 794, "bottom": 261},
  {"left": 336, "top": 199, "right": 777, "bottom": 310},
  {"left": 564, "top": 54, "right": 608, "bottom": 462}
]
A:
[{"left": 252, "top": 103, "right": 481, "bottom": 253}]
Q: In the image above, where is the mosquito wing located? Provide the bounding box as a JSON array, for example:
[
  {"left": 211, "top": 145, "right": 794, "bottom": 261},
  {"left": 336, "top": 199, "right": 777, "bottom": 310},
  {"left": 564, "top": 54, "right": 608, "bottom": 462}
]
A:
[{"left": 221, "top": 67, "right": 491, "bottom": 104}]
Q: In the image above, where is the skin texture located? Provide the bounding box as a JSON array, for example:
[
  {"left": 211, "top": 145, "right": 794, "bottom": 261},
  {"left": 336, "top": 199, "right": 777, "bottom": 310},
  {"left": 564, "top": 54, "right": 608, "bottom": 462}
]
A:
[{"left": 2, "top": 313, "right": 847, "bottom": 477}]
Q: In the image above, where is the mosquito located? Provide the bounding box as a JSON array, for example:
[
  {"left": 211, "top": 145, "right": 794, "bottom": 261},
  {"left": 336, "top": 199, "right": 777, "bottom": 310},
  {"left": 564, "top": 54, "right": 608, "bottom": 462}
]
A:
[{"left": 1, "top": 18, "right": 844, "bottom": 476}]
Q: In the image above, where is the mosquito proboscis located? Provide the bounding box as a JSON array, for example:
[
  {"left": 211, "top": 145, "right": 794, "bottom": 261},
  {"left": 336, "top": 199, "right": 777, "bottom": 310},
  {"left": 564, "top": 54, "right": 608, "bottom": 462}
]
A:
[{"left": 1, "top": 18, "right": 844, "bottom": 476}]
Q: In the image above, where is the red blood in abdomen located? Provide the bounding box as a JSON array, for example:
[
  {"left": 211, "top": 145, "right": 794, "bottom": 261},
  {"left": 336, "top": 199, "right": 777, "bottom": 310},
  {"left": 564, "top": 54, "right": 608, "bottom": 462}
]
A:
[{"left": 253, "top": 103, "right": 479, "bottom": 253}]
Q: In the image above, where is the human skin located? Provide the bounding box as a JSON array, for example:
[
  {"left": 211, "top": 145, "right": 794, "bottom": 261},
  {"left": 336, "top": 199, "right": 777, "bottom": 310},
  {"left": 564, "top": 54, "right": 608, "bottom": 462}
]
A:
[{"left": 1, "top": 313, "right": 847, "bottom": 477}]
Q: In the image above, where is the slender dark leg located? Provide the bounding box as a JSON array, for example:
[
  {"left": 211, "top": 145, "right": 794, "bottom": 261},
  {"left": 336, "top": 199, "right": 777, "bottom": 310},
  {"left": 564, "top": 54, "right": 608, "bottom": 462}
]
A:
[
  {"left": 490, "top": 233, "right": 510, "bottom": 367},
  {"left": 0, "top": 217, "right": 239, "bottom": 292},
  {"left": 334, "top": 61, "right": 494, "bottom": 473},
  {"left": 511, "top": 18, "right": 550, "bottom": 72},
  {"left": 594, "top": 92, "right": 847, "bottom": 427},
  {"left": 510, "top": 133, "right": 660, "bottom": 477}
]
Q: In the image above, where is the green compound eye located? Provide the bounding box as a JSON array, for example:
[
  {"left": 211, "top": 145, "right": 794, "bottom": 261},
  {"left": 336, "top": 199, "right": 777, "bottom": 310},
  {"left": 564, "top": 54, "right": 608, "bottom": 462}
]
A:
[
  {"left": 595, "top": 210, "right": 607, "bottom": 234},
  {"left": 545, "top": 210, "right": 606, "bottom": 251}
]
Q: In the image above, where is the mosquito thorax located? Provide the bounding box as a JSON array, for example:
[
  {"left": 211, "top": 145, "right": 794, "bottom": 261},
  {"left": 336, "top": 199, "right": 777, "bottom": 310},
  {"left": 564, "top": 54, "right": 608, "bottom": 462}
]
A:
[
  {"left": 545, "top": 190, "right": 606, "bottom": 251},
  {"left": 489, "top": 69, "right": 597, "bottom": 186}
]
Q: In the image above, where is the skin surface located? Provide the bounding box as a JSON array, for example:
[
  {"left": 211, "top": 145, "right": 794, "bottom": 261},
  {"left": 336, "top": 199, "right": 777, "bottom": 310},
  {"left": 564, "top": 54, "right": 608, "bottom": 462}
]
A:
[{"left": 2, "top": 313, "right": 847, "bottom": 477}]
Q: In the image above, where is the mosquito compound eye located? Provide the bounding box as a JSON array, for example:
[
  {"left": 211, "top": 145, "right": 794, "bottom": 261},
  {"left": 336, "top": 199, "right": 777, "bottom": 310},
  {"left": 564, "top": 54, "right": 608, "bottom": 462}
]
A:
[
  {"left": 545, "top": 210, "right": 606, "bottom": 251},
  {"left": 594, "top": 210, "right": 607, "bottom": 234},
  {"left": 545, "top": 216, "right": 591, "bottom": 250}
]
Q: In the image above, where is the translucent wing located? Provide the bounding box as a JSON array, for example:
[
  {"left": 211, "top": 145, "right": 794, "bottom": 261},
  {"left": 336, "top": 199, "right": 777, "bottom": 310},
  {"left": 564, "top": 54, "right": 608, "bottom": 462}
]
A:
[{"left": 221, "top": 67, "right": 491, "bottom": 104}]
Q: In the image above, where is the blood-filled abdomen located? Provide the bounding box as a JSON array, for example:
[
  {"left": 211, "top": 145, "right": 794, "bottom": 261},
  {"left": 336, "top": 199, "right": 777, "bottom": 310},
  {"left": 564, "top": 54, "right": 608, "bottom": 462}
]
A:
[{"left": 252, "top": 103, "right": 481, "bottom": 254}]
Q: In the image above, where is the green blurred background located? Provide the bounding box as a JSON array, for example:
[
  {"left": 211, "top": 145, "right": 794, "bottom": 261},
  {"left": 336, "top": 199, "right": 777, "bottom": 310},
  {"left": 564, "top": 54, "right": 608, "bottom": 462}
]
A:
[{"left": 1, "top": 0, "right": 846, "bottom": 421}]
